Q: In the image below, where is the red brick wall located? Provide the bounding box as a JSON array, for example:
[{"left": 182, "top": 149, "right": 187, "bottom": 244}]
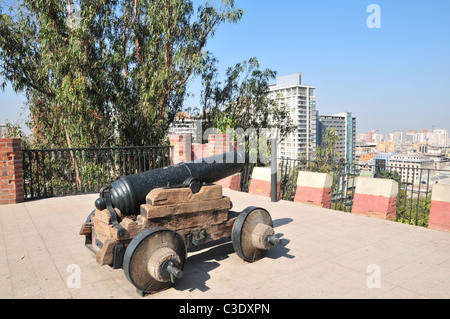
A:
[
  {"left": 169, "top": 134, "right": 192, "bottom": 164},
  {"left": 207, "top": 134, "right": 232, "bottom": 156},
  {"left": 0, "top": 138, "right": 24, "bottom": 205},
  {"left": 216, "top": 174, "right": 242, "bottom": 191},
  {"left": 170, "top": 133, "right": 235, "bottom": 164},
  {"left": 169, "top": 133, "right": 240, "bottom": 190},
  {"left": 192, "top": 143, "right": 209, "bottom": 161}
]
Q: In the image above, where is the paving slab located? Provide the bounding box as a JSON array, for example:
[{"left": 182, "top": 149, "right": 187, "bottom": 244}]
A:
[{"left": 1, "top": 189, "right": 450, "bottom": 299}]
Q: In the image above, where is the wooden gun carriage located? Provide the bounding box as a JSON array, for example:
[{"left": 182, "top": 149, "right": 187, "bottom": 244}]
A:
[{"left": 79, "top": 151, "right": 282, "bottom": 296}]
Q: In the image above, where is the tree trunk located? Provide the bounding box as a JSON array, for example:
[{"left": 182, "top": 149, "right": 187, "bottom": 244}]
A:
[{"left": 65, "top": 127, "right": 81, "bottom": 186}]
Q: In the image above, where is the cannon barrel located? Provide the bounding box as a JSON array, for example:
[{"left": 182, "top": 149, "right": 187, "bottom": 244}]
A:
[{"left": 95, "top": 150, "right": 249, "bottom": 215}]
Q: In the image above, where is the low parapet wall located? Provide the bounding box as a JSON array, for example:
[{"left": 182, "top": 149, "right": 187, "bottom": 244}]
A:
[
  {"left": 168, "top": 134, "right": 450, "bottom": 232},
  {"left": 248, "top": 167, "right": 280, "bottom": 198},
  {"left": 0, "top": 138, "right": 24, "bottom": 205},
  {"left": 428, "top": 184, "right": 450, "bottom": 232},
  {"left": 352, "top": 177, "right": 398, "bottom": 220},
  {"left": 294, "top": 171, "right": 332, "bottom": 209}
]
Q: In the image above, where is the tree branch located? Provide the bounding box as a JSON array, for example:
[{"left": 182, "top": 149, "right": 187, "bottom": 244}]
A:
[{"left": 134, "top": 0, "right": 141, "bottom": 65}]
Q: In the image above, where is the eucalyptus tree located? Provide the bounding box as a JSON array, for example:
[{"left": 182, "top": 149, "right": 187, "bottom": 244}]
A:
[
  {"left": 200, "top": 57, "right": 295, "bottom": 142},
  {"left": 313, "top": 127, "right": 340, "bottom": 172},
  {"left": 0, "top": 0, "right": 243, "bottom": 147}
]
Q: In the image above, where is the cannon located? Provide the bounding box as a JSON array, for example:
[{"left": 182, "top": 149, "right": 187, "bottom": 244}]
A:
[
  {"left": 79, "top": 150, "right": 283, "bottom": 296},
  {"left": 94, "top": 150, "right": 250, "bottom": 216}
]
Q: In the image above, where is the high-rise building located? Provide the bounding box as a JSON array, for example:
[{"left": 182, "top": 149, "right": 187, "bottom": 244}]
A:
[
  {"left": 430, "top": 129, "right": 448, "bottom": 146},
  {"left": 405, "top": 130, "right": 418, "bottom": 144},
  {"left": 392, "top": 131, "right": 404, "bottom": 144},
  {"left": 372, "top": 152, "right": 394, "bottom": 172},
  {"left": 356, "top": 133, "right": 366, "bottom": 142},
  {"left": 317, "top": 112, "right": 357, "bottom": 164},
  {"left": 376, "top": 141, "right": 396, "bottom": 153},
  {"left": 389, "top": 154, "right": 434, "bottom": 183},
  {"left": 392, "top": 129, "right": 448, "bottom": 147},
  {"left": 372, "top": 133, "right": 384, "bottom": 143},
  {"left": 0, "top": 124, "right": 8, "bottom": 137},
  {"left": 167, "top": 113, "right": 202, "bottom": 143},
  {"left": 269, "top": 73, "right": 317, "bottom": 160},
  {"left": 366, "top": 130, "right": 373, "bottom": 143}
]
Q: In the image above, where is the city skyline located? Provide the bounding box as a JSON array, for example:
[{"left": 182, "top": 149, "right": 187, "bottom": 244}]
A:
[
  {"left": 1, "top": 0, "right": 449, "bottom": 136},
  {"left": 358, "top": 127, "right": 448, "bottom": 144},
  {"left": 359, "top": 127, "right": 450, "bottom": 138}
]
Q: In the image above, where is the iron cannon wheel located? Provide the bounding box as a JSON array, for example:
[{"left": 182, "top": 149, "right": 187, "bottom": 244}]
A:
[
  {"left": 123, "top": 227, "right": 187, "bottom": 295},
  {"left": 231, "top": 206, "right": 275, "bottom": 262}
]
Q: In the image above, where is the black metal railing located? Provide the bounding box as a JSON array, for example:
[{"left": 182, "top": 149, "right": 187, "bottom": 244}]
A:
[
  {"left": 371, "top": 164, "right": 438, "bottom": 227},
  {"left": 22, "top": 146, "right": 172, "bottom": 200},
  {"left": 276, "top": 158, "right": 449, "bottom": 227},
  {"left": 278, "top": 158, "right": 357, "bottom": 212},
  {"left": 238, "top": 163, "right": 254, "bottom": 193}
]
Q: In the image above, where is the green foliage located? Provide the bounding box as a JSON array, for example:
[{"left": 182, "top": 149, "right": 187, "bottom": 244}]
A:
[
  {"left": 197, "top": 56, "right": 295, "bottom": 167},
  {"left": 331, "top": 200, "right": 353, "bottom": 213},
  {"left": 278, "top": 161, "right": 302, "bottom": 201},
  {"left": 0, "top": 0, "right": 243, "bottom": 148},
  {"left": 395, "top": 189, "right": 432, "bottom": 227},
  {"left": 375, "top": 169, "right": 401, "bottom": 183},
  {"left": 279, "top": 127, "right": 343, "bottom": 202},
  {"left": 22, "top": 147, "right": 171, "bottom": 198},
  {"left": 309, "top": 127, "right": 341, "bottom": 173},
  {"left": 199, "top": 57, "right": 296, "bottom": 142},
  {"left": 374, "top": 169, "right": 431, "bottom": 227},
  {"left": 3, "top": 121, "right": 32, "bottom": 149}
]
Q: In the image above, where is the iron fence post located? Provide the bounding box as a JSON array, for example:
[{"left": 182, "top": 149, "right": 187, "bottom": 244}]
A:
[{"left": 271, "top": 137, "right": 278, "bottom": 202}]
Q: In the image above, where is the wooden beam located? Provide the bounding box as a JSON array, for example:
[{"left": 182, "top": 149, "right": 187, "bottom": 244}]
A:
[
  {"left": 141, "top": 197, "right": 231, "bottom": 219},
  {"left": 146, "top": 184, "right": 223, "bottom": 206},
  {"left": 143, "top": 209, "right": 229, "bottom": 231}
]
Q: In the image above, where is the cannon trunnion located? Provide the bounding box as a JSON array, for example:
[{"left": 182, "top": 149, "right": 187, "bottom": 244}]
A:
[{"left": 80, "top": 151, "right": 283, "bottom": 296}]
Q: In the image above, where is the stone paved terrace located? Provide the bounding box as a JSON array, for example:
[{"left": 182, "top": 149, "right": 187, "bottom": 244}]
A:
[{"left": 1, "top": 189, "right": 450, "bottom": 299}]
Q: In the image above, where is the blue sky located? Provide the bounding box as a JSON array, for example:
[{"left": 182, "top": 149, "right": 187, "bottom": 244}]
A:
[{"left": 1, "top": 0, "right": 449, "bottom": 135}]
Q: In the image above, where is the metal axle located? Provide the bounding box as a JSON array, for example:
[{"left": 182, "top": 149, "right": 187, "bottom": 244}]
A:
[{"left": 267, "top": 235, "right": 282, "bottom": 246}]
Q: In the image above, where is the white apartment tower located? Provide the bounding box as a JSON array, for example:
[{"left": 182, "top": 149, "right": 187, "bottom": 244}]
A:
[
  {"left": 318, "top": 112, "right": 357, "bottom": 164},
  {"left": 269, "top": 73, "right": 317, "bottom": 160}
]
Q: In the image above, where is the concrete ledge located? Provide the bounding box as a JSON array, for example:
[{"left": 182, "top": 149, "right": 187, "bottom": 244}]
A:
[
  {"left": 250, "top": 167, "right": 280, "bottom": 182},
  {"left": 428, "top": 184, "right": 450, "bottom": 232},
  {"left": 430, "top": 184, "right": 450, "bottom": 203},
  {"left": 296, "top": 171, "right": 332, "bottom": 189},
  {"left": 353, "top": 177, "right": 398, "bottom": 198}
]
